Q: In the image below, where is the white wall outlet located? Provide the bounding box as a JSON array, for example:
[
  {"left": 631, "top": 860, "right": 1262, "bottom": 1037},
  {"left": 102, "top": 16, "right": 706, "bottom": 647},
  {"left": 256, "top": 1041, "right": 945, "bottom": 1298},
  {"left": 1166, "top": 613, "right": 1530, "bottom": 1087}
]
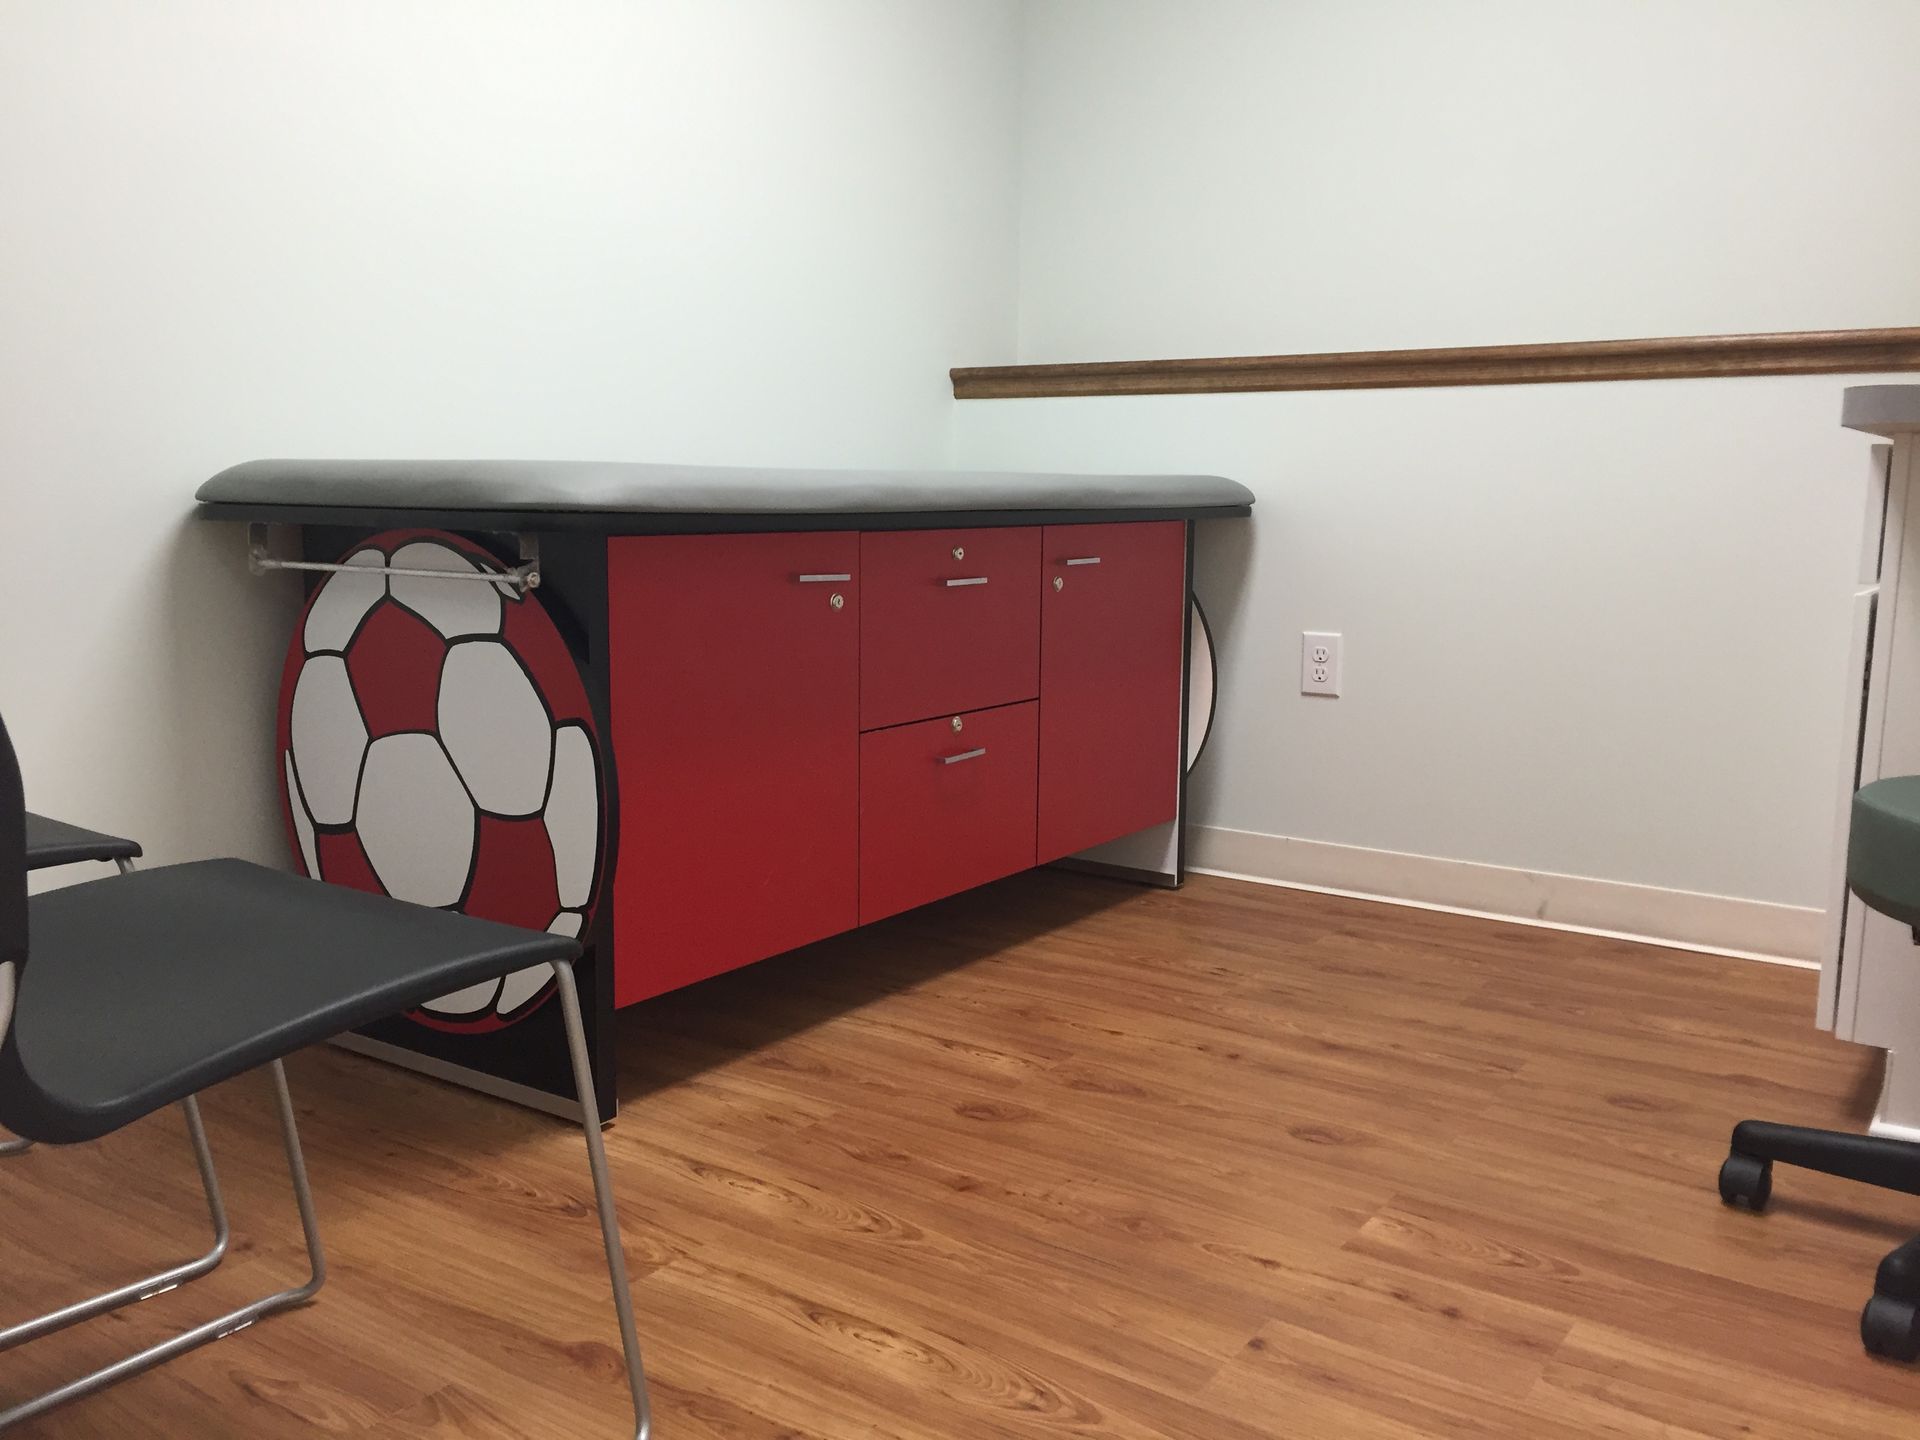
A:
[{"left": 1302, "top": 631, "right": 1341, "bottom": 696}]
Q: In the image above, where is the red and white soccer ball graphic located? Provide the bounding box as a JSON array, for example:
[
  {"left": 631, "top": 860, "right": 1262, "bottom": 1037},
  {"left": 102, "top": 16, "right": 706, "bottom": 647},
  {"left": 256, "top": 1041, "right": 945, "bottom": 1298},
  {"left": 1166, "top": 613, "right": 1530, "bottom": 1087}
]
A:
[{"left": 275, "top": 531, "right": 604, "bottom": 1033}]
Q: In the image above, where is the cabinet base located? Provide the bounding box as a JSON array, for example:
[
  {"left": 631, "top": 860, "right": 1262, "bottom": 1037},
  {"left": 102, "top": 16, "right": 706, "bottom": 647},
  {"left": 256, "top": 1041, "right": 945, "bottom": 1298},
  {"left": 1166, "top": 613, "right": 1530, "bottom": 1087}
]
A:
[{"left": 1051, "top": 857, "right": 1182, "bottom": 890}]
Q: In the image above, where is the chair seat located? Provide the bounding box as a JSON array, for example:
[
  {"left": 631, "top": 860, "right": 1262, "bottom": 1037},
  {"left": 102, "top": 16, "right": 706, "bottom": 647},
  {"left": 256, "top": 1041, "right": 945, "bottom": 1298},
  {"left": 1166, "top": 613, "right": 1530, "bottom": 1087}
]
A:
[
  {"left": 1850, "top": 776, "right": 1920, "bottom": 928},
  {"left": 24, "top": 813, "right": 141, "bottom": 872},
  {"left": 6, "top": 859, "right": 578, "bottom": 1144}
]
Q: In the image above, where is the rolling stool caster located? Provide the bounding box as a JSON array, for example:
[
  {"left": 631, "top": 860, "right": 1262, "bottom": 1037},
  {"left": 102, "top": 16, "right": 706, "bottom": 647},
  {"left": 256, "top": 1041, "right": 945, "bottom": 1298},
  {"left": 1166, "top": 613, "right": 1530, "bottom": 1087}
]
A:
[
  {"left": 1717, "top": 1151, "right": 1771, "bottom": 1211},
  {"left": 1862, "top": 1296, "right": 1920, "bottom": 1362},
  {"left": 1863, "top": 1236, "right": 1920, "bottom": 1363}
]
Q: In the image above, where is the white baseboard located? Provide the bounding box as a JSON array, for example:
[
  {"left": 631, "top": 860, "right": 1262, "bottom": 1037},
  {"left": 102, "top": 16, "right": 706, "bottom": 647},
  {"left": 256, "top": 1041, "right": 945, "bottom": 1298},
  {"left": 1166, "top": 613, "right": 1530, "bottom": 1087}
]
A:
[
  {"left": 1869, "top": 1048, "right": 1920, "bottom": 1139},
  {"left": 1187, "top": 825, "right": 1822, "bottom": 967}
]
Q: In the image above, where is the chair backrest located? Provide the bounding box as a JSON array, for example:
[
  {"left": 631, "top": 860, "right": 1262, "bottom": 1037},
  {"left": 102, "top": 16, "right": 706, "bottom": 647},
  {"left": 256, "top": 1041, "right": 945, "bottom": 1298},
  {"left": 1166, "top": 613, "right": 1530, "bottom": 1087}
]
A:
[{"left": 0, "top": 713, "right": 25, "bottom": 1049}]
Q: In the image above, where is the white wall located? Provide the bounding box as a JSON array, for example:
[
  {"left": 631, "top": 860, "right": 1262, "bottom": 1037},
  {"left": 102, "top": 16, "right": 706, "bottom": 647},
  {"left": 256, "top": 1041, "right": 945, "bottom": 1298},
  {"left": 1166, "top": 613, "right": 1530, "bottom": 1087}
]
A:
[
  {"left": 1012, "top": 0, "right": 1920, "bottom": 358},
  {"left": 1, "top": 0, "right": 1020, "bottom": 870},
  {"left": 955, "top": 380, "right": 1887, "bottom": 937},
  {"left": 952, "top": 0, "right": 1920, "bottom": 949}
]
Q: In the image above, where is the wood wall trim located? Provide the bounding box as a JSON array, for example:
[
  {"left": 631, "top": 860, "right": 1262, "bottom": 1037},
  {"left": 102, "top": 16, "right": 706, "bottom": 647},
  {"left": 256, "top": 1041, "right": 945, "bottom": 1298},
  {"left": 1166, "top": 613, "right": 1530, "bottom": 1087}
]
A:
[{"left": 950, "top": 326, "right": 1920, "bottom": 400}]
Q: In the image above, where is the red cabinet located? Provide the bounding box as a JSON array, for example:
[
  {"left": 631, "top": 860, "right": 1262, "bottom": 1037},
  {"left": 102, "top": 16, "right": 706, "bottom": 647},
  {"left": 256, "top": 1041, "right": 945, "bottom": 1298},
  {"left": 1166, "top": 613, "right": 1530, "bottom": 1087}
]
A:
[
  {"left": 608, "top": 533, "right": 859, "bottom": 1005},
  {"left": 860, "top": 702, "right": 1038, "bottom": 924},
  {"left": 859, "top": 527, "right": 1041, "bottom": 730},
  {"left": 1037, "top": 522, "right": 1187, "bottom": 864},
  {"left": 602, "top": 519, "right": 1189, "bottom": 1009}
]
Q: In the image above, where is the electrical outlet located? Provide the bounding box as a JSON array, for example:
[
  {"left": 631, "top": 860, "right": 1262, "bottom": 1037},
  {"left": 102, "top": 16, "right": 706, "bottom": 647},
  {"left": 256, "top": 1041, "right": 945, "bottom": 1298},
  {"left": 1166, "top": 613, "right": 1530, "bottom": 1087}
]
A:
[{"left": 1301, "top": 631, "right": 1341, "bottom": 696}]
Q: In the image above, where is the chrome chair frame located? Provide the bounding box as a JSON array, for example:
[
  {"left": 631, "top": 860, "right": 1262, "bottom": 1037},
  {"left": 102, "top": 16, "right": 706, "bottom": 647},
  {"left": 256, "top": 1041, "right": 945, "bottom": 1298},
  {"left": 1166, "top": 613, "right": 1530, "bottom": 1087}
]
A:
[
  {"left": 0, "top": 854, "right": 233, "bottom": 1360},
  {"left": 0, "top": 957, "right": 649, "bottom": 1439}
]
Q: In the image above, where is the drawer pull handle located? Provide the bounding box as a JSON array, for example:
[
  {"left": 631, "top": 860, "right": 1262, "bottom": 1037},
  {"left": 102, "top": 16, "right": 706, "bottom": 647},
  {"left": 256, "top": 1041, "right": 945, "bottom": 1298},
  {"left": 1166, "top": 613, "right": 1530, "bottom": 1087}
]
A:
[
  {"left": 944, "top": 577, "right": 989, "bottom": 588},
  {"left": 1064, "top": 556, "right": 1102, "bottom": 566},
  {"left": 796, "top": 573, "right": 851, "bottom": 583},
  {"left": 940, "top": 747, "right": 987, "bottom": 765}
]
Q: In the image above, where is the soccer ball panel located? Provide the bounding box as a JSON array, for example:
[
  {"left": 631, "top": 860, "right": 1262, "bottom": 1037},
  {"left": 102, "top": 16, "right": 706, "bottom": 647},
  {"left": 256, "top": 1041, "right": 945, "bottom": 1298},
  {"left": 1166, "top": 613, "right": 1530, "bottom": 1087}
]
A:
[
  {"left": 421, "top": 977, "right": 503, "bottom": 1018},
  {"left": 277, "top": 528, "right": 607, "bottom": 1038},
  {"left": 289, "top": 655, "right": 367, "bottom": 826},
  {"left": 464, "top": 816, "right": 559, "bottom": 931},
  {"left": 356, "top": 733, "right": 476, "bottom": 908},
  {"left": 502, "top": 596, "right": 594, "bottom": 727},
  {"left": 284, "top": 750, "right": 320, "bottom": 879},
  {"left": 314, "top": 829, "right": 384, "bottom": 895},
  {"left": 546, "top": 725, "right": 599, "bottom": 910},
  {"left": 494, "top": 965, "right": 552, "bottom": 1016},
  {"left": 303, "top": 548, "right": 387, "bottom": 654},
  {"left": 389, "top": 541, "right": 501, "bottom": 639},
  {"left": 438, "top": 641, "right": 552, "bottom": 817},
  {"left": 345, "top": 601, "right": 446, "bottom": 739}
]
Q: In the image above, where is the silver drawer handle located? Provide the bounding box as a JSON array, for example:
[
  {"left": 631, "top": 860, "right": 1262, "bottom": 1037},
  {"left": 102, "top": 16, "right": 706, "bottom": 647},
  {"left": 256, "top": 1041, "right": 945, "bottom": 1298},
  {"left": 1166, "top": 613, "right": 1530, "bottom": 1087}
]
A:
[
  {"left": 1064, "top": 556, "right": 1102, "bottom": 566},
  {"left": 944, "top": 577, "right": 989, "bottom": 588},
  {"left": 940, "top": 747, "right": 987, "bottom": 765},
  {"left": 796, "top": 573, "right": 851, "bottom": 583}
]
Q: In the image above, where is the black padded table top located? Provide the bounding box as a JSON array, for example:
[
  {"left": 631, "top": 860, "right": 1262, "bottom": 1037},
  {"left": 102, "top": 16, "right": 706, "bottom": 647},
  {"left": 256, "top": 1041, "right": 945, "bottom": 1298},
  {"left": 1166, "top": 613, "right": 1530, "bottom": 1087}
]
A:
[
  {"left": 194, "top": 458, "right": 1255, "bottom": 534},
  {"left": 24, "top": 813, "right": 142, "bottom": 872}
]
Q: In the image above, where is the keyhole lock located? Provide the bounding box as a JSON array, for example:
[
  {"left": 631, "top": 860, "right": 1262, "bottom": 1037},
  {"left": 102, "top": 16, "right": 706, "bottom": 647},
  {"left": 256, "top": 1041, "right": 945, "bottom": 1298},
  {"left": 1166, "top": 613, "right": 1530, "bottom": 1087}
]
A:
[
  {"left": 950, "top": 715, "right": 964, "bottom": 733},
  {"left": 1052, "top": 575, "right": 1064, "bottom": 592},
  {"left": 952, "top": 546, "right": 965, "bottom": 561},
  {"left": 829, "top": 593, "right": 844, "bottom": 610}
]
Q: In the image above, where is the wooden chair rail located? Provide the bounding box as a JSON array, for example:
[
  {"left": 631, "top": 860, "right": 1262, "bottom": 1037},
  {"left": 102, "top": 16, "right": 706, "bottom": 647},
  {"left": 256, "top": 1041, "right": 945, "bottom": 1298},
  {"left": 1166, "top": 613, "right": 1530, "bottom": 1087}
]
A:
[{"left": 950, "top": 326, "right": 1920, "bottom": 400}]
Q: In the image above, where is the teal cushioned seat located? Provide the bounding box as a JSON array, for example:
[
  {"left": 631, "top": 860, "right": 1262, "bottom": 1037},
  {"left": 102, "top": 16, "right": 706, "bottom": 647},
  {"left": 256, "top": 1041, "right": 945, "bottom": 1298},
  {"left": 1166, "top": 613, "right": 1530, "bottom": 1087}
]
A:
[{"left": 1849, "top": 776, "right": 1920, "bottom": 927}]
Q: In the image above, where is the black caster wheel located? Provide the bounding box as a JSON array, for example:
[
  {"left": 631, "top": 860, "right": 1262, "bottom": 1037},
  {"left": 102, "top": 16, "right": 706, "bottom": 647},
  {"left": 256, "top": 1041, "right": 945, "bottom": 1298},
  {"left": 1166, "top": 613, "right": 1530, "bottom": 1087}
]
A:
[
  {"left": 1862, "top": 1295, "right": 1920, "bottom": 1362},
  {"left": 1718, "top": 1152, "right": 1771, "bottom": 1211}
]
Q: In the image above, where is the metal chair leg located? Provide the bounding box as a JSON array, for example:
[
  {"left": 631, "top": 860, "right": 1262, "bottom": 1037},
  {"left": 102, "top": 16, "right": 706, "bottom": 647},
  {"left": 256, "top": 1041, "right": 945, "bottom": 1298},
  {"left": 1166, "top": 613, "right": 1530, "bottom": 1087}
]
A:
[
  {"left": 0, "top": 1061, "right": 325, "bottom": 1432},
  {"left": 0, "top": 852, "right": 231, "bottom": 1346},
  {"left": 552, "top": 958, "right": 652, "bottom": 1440},
  {"left": 0, "top": 1095, "right": 229, "bottom": 1351}
]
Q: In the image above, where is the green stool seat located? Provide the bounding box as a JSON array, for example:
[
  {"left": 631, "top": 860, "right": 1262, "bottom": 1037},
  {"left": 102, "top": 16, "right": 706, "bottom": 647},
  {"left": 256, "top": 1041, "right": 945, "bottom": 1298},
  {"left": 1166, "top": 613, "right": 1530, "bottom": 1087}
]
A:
[{"left": 1849, "top": 775, "right": 1920, "bottom": 927}]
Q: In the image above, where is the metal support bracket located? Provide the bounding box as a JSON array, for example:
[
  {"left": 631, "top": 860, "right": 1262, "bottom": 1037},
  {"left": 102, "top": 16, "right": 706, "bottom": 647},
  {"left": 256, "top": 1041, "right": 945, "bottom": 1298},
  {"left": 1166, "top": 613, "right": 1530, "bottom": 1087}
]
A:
[{"left": 245, "top": 524, "right": 541, "bottom": 592}]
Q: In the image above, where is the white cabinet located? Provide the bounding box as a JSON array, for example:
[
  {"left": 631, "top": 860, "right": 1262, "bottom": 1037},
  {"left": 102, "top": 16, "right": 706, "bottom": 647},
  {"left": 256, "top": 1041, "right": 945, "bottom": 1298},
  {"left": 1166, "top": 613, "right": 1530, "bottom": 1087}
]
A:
[{"left": 1831, "top": 389, "right": 1920, "bottom": 1138}]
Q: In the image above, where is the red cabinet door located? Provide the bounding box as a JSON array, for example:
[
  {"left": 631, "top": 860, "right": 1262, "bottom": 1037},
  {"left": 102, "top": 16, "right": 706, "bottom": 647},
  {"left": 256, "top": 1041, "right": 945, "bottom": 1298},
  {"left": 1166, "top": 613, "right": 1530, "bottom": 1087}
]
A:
[
  {"left": 1037, "top": 521, "right": 1187, "bottom": 864},
  {"left": 859, "top": 527, "right": 1041, "bottom": 730},
  {"left": 860, "top": 701, "right": 1038, "bottom": 924},
  {"left": 608, "top": 533, "right": 859, "bottom": 1005}
]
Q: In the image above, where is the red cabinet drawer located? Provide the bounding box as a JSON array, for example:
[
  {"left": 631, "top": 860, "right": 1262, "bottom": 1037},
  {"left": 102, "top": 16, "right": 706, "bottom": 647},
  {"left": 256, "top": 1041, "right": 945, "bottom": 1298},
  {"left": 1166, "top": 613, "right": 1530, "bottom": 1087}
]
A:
[
  {"left": 860, "top": 527, "right": 1041, "bottom": 730},
  {"left": 609, "top": 532, "right": 860, "bottom": 1006},
  {"left": 860, "top": 701, "right": 1038, "bottom": 924},
  {"left": 1038, "top": 522, "right": 1186, "bottom": 863}
]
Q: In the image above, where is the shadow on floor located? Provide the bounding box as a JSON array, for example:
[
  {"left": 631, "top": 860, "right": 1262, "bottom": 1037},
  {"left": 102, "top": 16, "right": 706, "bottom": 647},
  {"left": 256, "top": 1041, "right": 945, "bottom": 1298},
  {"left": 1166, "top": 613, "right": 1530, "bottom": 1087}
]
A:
[{"left": 610, "top": 868, "right": 1142, "bottom": 1105}]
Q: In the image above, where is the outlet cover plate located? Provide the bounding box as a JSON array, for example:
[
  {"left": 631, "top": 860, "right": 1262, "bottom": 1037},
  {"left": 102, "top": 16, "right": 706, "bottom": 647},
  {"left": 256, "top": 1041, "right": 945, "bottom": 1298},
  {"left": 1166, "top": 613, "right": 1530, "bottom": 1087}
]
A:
[{"left": 1302, "top": 631, "right": 1341, "bottom": 696}]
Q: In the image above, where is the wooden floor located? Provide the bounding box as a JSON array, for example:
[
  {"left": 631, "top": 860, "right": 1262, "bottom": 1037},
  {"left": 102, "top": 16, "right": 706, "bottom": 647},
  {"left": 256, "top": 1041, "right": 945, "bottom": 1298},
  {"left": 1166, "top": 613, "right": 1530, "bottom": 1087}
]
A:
[{"left": 3, "top": 870, "right": 1916, "bottom": 1438}]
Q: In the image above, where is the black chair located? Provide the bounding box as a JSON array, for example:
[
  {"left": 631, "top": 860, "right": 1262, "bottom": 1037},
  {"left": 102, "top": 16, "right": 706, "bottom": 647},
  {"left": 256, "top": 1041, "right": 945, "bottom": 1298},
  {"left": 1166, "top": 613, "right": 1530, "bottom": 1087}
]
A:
[
  {"left": 0, "top": 813, "right": 234, "bottom": 1364},
  {"left": 0, "top": 714, "right": 650, "bottom": 1435},
  {"left": 1720, "top": 773, "right": 1920, "bottom": 1363},
  {"left": 1, "top": 813, "right": 147, "bottom": 1163}
]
